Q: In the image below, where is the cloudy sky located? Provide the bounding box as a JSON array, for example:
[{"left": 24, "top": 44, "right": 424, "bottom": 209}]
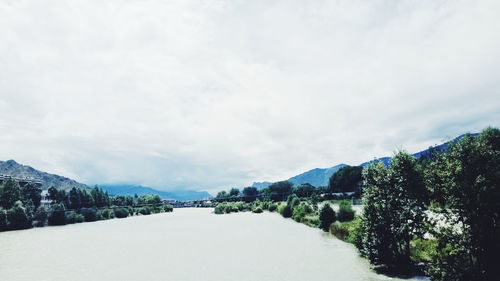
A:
[{"left": 0, "top": 0, "right": 498, "bottom": 194}]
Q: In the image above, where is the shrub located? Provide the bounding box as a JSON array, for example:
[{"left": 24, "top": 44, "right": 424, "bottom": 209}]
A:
[
  {"left": 292, "top": 203, "right": 310, "bottom": 222},
  {"left": 34, "top": 207, "right": 48, "bottom": 227},
  {"left": 48, "top": 203, "right": 66, "bottom": 226},
  {"left": 114, "top": 207, "right": 129, "bottom": 218},
  {"left": 7, "top": 201, "right": 32, "bottom": 230},
  {"left": 319, "top": 204, "right": 336, "bottom": 231},
  {"left": 281, "top": 205, "right": 292, "bottom": 218},
  {"left": 268, "top": 203, "right": 277, "bottom": 212},
  {"left": 0, "top": 208, "right": 8, "bottom": 231},
  {"left": 330, "top": 221, "right": 350, "bottom": 240},
  {"left": 252, "top": 206, "right": 263, "bottom": 213},
  {"left": 101, "top": 208, "right": 115, "bottom": 219},
  {"left": 163, "top": 204, "right": 173, "bottom": 212},
  {"left": 337, "top": 200, "right": 355, "bottom": 222},
  {"left": 80, "top": 207, "right": 97, "bottom": 222},
  {"left": 214, "top": 203, "right": 225, "bottom": 214},
  {"left": 138, "top": 206, "right": 151, "bottom": 215},
  {"left": 65, "top": 211, "right": 84, "bottom": 224}
]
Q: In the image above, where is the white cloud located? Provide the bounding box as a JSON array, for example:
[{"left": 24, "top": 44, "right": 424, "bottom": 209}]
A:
[{"left": 0, "top": 0, "right": 499, "bottom": 193}]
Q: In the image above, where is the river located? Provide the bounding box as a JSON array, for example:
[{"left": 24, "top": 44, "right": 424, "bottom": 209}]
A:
[{"left": 0, "top": 208, "right": 427, "bottom": 281}]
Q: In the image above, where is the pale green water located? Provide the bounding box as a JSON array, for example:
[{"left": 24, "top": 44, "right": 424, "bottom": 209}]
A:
[{"left": 0, "top": 208, "right": 427, "bottom": 281}]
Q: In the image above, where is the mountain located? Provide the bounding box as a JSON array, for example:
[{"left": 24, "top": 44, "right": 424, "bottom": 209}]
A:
[
  {"left": 360, "top": 133, "right": 479, "bottom": 167},
  {"left": 0, "top": 160, "right": 88, "bottom": 190},
  {"left": 99, "top": 184, "right": 212, "bottom": 201},
  {"left": 251, "top": 181, "right": 273, "bottom": 189},
  {"left": 287, "top": 164, "right": 348, "bottom": 187},
  {"left": 251, "top": 133, "right": 479, "bottom": 188}
]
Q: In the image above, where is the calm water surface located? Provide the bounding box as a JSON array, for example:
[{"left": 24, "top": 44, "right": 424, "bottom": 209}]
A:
[{"left": 0, "top": 208, "right": 427, "bottom": 281}]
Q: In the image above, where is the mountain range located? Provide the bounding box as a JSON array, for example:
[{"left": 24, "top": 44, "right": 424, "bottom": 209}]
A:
[
  {"left": 251, "top": 133, "right": 476, "bottom": 188},
  {"left": 0, "top": 160, "right": 211, "bottom": 200}
]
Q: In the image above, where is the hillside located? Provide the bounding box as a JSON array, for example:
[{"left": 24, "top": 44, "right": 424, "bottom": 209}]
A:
[
  {"left": 99, "top": 184, "right": 212, "bottom": 201},
  {"left": 287, "top": 164, "right": 347, "bottom": 187},
  {"left": 0, "top": 160, "right": 88, "bottom": 190}
]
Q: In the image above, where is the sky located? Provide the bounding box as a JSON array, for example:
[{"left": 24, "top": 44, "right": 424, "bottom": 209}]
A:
[{"left": 0, "top": 0, "right": 499, "bottom": 195}]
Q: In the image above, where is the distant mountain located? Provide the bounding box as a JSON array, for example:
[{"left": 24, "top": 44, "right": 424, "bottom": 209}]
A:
[
  {"left": 251, "top": 133, "right": 479, "bottom": 189},
  {"left": 0, "top": 159, "right": 88, "bottom": 190},
  {"left": 287, "top": 164, "right": 347, "bottom": 187},
  {"left": 360, "top": 133, "right": 479, "bottom": 167},
  {"left": 99, "top": 184, "right": 212, "bottom": 201},
  {"left": 251, "top": 181, "right": 273, "bottom": 189}
]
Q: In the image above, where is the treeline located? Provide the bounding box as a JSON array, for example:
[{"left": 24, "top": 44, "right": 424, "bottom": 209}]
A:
[
  {"left": 215, "top": 169, "right": 362, "bottom": 203},
  {"left": 0, "top": 184, "right": 173, "bottom": 232}
]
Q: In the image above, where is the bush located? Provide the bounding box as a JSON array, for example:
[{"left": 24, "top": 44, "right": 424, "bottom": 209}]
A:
[
  {"left": 0, "top": 208, "right": 8, "bottom": 231},
  {"left": 65, "top": 211, "right": 84, "bottom": 224},
  {"left": 292, "top": 203, "right": 311, "bottom": 222},
  {"left": 268, "top": 203, "right": 277, "bottom": 212},
  {"left": 114, "top": 207, "right": 129, "bottom": 218},
  {"left": 163, "top": 204, "right": 173, "bottom": 212},
  {"left": 7, "top": 201, "right": 32, "bottom": 230},
  {"left": 48, "top": 203, "right": 67, "bottom": 226},
  {"left": 101, "top": 208, "right": 115, "bottom": 219},
  {"left": 281, "top": 205, "right": 292, "bottom": 218},
  {"left": 319, "top": 204, "right": 336, "bottom": 231},
  {"left": 214, "top": 203, "right": 225, "bottom": 214},
  {"left": 252, "top": 206, "right": 263, "bottom": 213},
  {"left": 34, "top": 207, "right": 48, "bottom": 227},
  {"left": 330, "top": 221, "right": 350, "bottom": 240},
  {"left": 138, "top": 206, "right": 151, "bottom": 215},
  {"left": 337, "top": 200, "right": 355, "bottom": 222},
  {"left": 80, "top": 207, "right": 97, "bottom": 222}
]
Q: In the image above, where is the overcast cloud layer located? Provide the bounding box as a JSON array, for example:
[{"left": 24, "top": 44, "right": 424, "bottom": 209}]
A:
[{"left": 1, "top": 0, "right": 499, "bottom": 194}]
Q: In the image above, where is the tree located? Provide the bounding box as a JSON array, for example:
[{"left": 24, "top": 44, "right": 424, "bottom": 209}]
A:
[
  {"left": 68, "top": 187, "right": 81, "bottom": 209},
  {"left": 319, "top": 204, "right": 336, "bottom": 231},
  {"left": 268, "top": 181, "right": 293, "bottom": 201},
  {"left": 242, "top": 187, "right": 258, "bottom": 202},
  {"left": 361, "top": 151, "right": 426, "bottom": 274},
  {"left": 0, "top": 207, "right": 7, "bottom": 231},
  {"left": 328, "top": 166, "right": 363, "bottom": 193},
  {"left": 425, "top": 128, "right": 500, "bottom": 281},
  {"left": 7, "top": 201, "right": 31, "bottom": 230},
  {"left": 337, "top": 200, "right": 355, "bottom": 222},
  {"left": 21, "top": 183, "right": 42, "bottom": 209},
  {"left": 229, "top": 188, "right": 240, "bottom": 197},
  {"left": 216, "top": 190, "right": 228, "bottom": 200},
  {"left": 48, "top": 203, "right": 66, "bottom": 226},
  {"left": 0, "top": 179, "right": 21, "bottom": 209},
  {"left": 293, "top": 183, "right": 315, "bottom": 198}
]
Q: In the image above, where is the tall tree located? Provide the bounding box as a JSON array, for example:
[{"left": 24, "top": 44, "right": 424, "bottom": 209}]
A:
[
  {"left": 0, "top": 179, "right": 22, "bottom": 209},
  {"left": 329, "top": 166, "right": 363, "bottom": 193},
  {"left": 425, "top": 128, "right": 500, "bottom": 281},
  {"left": 361, "top": 151, "right": 426, "bottom": 274},
  {"left": 21, "top": 183, "right": 42, "bottom": 209}
]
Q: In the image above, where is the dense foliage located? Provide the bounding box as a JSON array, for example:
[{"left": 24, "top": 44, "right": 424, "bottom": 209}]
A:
[
  {"left": 0, "top": 182, "right": 174, "bottom": 231},
  {"left": 328, "top": 166, "right": 363, "bottom": 193}
]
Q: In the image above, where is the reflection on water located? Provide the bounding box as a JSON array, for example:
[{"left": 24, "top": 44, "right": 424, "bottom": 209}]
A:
[{"left": 0, "top": 208, "right": 427, "bottom": 281}]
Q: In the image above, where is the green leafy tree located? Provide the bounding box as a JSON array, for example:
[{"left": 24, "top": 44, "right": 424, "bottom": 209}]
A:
[
  {"left": 229, "top": 188, "right": 240, "bottom": 197},
  {"left": 0, "top": 179, "right": 22, "bottom": 209},
  {"left": 329, "top": 166, "right": 363, "bottom": 193},
  {"left": 21, "top": 183, "right": 42, "bottom": 209},
  {"left": 7, "top": 201, "right": 32, "bottom": 230},
  {"left": 425, "top": 128, "right": 500, "bottom": 281},
  {"left": 319, "top": 204, "right": 336, "bottom": 231},
  {"left": 48, "top": 203, "right": 67, "bottom": 226},
  {"left": 68, "top": 187, "right": 81, "bottom": 209},
  {"left": 268, "top": 181, "right": 293, "bottom": 201},
  {"left": 293, "top": 183, "right": 315, "bottom": 198},
  {"left": 361, "top": 151, "right": 426, "bottom": 274},
  {"left": 242, "top": 187, "right": 258, "bottom": 202}
]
